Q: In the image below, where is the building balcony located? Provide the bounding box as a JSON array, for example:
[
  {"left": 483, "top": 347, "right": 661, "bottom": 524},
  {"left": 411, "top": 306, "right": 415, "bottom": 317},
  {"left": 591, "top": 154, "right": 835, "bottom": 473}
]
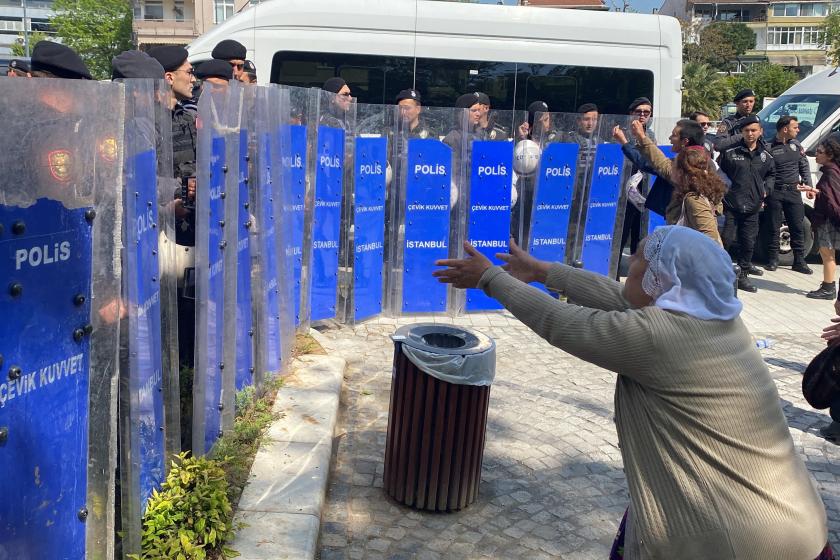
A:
[{"left": 133, "top": 18, "right": 197, "bottom": 44}]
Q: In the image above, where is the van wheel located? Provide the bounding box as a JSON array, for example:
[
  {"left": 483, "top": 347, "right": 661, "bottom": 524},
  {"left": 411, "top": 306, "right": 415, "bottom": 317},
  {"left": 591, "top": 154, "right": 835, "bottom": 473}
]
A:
[{"left": 776, "top": 214, "right": 814, "bottom": 266}]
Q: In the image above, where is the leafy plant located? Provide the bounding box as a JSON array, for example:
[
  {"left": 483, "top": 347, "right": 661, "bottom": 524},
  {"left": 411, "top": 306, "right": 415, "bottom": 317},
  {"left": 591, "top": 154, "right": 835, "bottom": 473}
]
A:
[
  {"left": 10, "top": 31, "right": 51, "bottom": 58},
  {"left": 731, "top": 63, "right": 799, "bottom": 107},
  {"left": 128, "top": 452, "right": 239, "bottom": 560},
  {"left": 681, "top": 62, "right": 733, "bottom": 117},
  {"left": 824, "top": 11, "right": 840, "bottom": 66},
  {"left": 682, "top": 20, "right": 756, "bottom": 72}
]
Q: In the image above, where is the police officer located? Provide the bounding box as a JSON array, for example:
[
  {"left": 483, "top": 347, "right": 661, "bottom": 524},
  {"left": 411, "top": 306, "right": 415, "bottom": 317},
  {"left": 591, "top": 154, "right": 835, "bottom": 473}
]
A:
[
  {"left": 148, "top": 45, "right": 198, "bottom": 368},
  {"left": 713, "top": 89, "right": 758, "bottom": 151},
  {"left": 444, "top": 92, "right": 483, "bottom": 150},
  {"left": 688, "top": 111, "right": 716, "bottom": 153},
  {"left": 475, "top": 92, "right": 508, "bottom": 140},
  {"left": 320, "top": 77, "right": 353, "bottom": 129},
  {"left": 517, "top": 100, "right": 558, "bottom": 144},
  {"left": 239, "top": 60, "right": 257, "bottom": 84},
  {"left": 619, "top": 97, "right": 657, "bottom": 259},
  {"left": 211, "top": 38, "right": 247, "bottom": 81},
  {"left": 195, "top": 59, "right": 232, "bottom": 91},
  {"left": 765, "top": 115, "right": 813, "bottom": 274},
  {"left": 7, "top": 58, "right": 30, "bottom": 78},
  {"left": 396, "top": 88, "right": 432, "bottom": 139},
  {"left": 719, "top": 115, "right": 775, "bottom": 292}
]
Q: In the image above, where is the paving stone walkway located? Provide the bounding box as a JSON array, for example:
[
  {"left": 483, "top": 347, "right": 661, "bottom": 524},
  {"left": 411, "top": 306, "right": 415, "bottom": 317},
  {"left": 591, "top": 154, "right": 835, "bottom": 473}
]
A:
[{"left": 315, "top": 266, "right": 840, "bottom": 560}]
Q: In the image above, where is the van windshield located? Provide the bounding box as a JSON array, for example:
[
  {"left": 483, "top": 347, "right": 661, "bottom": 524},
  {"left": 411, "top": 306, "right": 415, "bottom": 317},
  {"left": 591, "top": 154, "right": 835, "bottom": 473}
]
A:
[{"left": 759, "top": 94, "right": 840, "bottom": 143}]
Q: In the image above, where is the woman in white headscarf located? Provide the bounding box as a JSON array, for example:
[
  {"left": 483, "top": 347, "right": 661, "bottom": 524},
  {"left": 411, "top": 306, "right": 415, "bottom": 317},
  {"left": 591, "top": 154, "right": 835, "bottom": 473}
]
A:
[{"left": 433, "top": 226, "right": 831, "bottom": 560}]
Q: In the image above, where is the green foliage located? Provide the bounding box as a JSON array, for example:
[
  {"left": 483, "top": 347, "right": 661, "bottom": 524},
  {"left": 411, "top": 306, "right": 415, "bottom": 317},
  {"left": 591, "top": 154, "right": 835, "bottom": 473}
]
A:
[
  {"left": 10, "top": 32, "right": 50, "bottom": 58},
  {"left": 50, "top": 0, "right": 133, "bottom": 80},
  {"left": 731, "top": 63, "right": 799, "bottom": 107},
  {"left": 683, "top": 21, "right": 756, "bottom": 71},
  {"left": 682, "top": 62, "right": 733, "bottom": 117},
  {"left": 128, "top": 452, "right": 240, "bottom": 560},
  {"left": 824, "top": 11, "right": 840, "bottom": 65},
  {"left": 211, "top": 377, "right": 283, "bottom": 504}
]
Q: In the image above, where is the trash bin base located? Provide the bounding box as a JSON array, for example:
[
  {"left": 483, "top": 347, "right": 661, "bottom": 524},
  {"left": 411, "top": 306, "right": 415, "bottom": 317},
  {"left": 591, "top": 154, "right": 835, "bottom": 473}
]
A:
[{"left": 383, "top": 348, "right": 490, "bottom": 512}]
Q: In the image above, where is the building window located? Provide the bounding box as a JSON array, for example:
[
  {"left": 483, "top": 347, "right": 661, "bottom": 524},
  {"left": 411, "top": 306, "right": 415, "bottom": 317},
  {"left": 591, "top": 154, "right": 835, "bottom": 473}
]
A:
[
  {"left": 214, "top": 0, "right": 234, "bottom": 24},
  {"left": 767, "top": 25, "right": 824, "bottom": 47},
  {"left": 174, "top": 0, "right": 185, "bottom": 21},
  {"left": 144, "top": 0, "right": 163, "bottom": 20},
  {"left": 773, "top": 2, "right": 828, "bottom": 16}
]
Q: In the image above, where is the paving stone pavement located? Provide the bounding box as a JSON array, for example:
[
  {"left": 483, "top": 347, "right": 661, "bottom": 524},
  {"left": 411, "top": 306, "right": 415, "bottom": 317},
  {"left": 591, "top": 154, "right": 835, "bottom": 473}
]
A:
[{"left": 315, "top": 265, "right": 840, "bottom": 559}]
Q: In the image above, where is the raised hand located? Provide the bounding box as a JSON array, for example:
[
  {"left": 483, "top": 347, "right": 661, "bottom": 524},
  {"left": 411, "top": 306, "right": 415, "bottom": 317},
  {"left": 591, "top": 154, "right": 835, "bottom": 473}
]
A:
[
  {"left": 629, "top": 119, "right": 646, "bottom": 142},
  {"left": 496, "top": 238, "right": 550, "bottom": 285},
  {"left": 432, "top": 242, "right": 493, "bottom": 290},
  {"left": 612, "top": 125, "right": 628, "bottom": 146}
]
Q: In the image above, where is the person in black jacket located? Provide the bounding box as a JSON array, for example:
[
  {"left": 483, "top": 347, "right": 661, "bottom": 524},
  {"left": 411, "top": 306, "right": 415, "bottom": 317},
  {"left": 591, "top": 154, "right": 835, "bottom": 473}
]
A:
[
  {"left": 713, "top": 89, "right": 757, "bottom": 152},
  {"left": 719, "top": 116, "right": 775, "bottom": 293},
  {"left": 765, "top": 115, "right": 813, "bottom": 274}
]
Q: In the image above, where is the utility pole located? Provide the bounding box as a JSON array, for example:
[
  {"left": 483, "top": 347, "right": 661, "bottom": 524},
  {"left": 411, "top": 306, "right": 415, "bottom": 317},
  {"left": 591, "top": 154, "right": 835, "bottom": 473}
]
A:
[{"left": 22, "top": 0, "right": 29, "bottom": 58}]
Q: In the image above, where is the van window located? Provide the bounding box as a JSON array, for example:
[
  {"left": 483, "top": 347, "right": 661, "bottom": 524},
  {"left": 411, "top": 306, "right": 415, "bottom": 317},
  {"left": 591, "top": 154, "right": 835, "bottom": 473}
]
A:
[
  {"left": 759, "top": 93, "right": 840, "bottom": 144},
  {"left": 271, "top": 50, "right": 654, "bottom": 113}
]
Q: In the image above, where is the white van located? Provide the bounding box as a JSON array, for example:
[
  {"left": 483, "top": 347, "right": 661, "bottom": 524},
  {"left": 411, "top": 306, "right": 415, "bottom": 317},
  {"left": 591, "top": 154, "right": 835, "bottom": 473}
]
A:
[
  {"left": 757, "top": 68, "right": 840, "bottom": 262},
  {"left": 186, "top": 0, "right": 682, "bottom": 117}
]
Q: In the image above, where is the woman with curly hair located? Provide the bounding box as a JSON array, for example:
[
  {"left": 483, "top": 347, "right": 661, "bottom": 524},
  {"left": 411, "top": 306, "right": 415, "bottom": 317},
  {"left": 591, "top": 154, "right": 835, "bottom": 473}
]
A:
[
  {"left": 616, "top": 119, "right": 726, "bottom": 244},
  {"left": 804, "top": 137, "right": 840, "bottom": 299}
]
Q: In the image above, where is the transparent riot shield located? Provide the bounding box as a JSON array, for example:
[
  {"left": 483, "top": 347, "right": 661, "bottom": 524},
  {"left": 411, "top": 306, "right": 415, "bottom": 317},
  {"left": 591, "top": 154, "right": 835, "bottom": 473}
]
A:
[
  {"left": 527, "top": 111, "right": 594, "bottom": 270},
  {"left": 387, "top": 106, "right": 468, "bottom": 316},
  {"left": 116, "top": 79, "right": 176, "bottom": 557},
  {"left": 306, "top": 88, "right": 356, "bottom": 323},
  {"left": 574, "top": 113, "right": 632, "bottom": 278},
  {"left": 0, "top": 79, "right": 123, "bottom": 559},
  {"left": 193, "top": 82, "right": 242, "bottom": 455},
  {"left": 457, "top": 109, "right": 524, "bottom": 313},
  {"left": 234, "top": 86, "right": 255, "bottom": 393},
  {"left": 340, "top": 102, "right": 391, "bottom": 324},
  {"left": 280, "top": 85, "right": 310, "bottom": 331}
]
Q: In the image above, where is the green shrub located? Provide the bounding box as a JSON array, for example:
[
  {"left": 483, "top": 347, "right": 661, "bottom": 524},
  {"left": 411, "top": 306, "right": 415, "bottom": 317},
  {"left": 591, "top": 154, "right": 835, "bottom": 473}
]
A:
[{"left": 128, "top": 452, "right": 239, "bottom": 560}]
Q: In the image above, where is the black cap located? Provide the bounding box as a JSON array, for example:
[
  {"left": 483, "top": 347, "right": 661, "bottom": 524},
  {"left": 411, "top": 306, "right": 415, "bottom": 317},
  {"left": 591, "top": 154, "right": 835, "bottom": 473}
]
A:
[
  {"left": 738, "top": 115, "right": 760, "bottom": 127},
  {"left": 323, "top": 77, "right": 347, "bottom": 93},
  {"left": 734, "top": 88, "right": 756, "bottom": 102},
  {"left": 195, "top": 59, "right": 232, "bottom": 81},
  {"left": 243, "top": 60, "right": 256, "bottom": 74},
  {"left": 396, "top": 88, "right": 422, "bottom": 103},
  {"left": 211, "top": 39, "right": 246, "bottom": 61},
  {"left": 111, "top": 50, "right": 164, "bottom": 80},
  {"left": 476, "top": 92, "right": 491, "bottom": 106},
  {"left": 147, "top": 45, "right": 189, "bottom": 72},
  {"left": 527, "top": 100, "right": 549, "bottom": 115},
  {"left": 628, "top": 96, "right": 652, "bottom": 112},
  {"left": 577, "top": 103, "right": 598, "bottom": 114},
  {"left": 456, "top": 92, "right": 482, "bottom": 109},
  {"left": 8, "top": 59, "right": 30, "bottom": 73},
  {"left": 31, "top": 41, "right": 92, "bottom": 80}
]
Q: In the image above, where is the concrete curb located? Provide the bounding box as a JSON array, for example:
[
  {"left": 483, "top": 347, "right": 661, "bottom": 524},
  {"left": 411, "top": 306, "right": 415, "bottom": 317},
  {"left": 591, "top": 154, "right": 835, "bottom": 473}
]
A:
[{"left": 229, "top": 350, "right": 345, "bottom": 560}]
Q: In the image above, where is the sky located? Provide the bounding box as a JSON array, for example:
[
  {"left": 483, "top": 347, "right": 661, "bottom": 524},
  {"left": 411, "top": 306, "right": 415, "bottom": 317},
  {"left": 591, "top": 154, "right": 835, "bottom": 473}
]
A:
[{"left": 477, "top": 0, "right": 664, "bottom": 15}]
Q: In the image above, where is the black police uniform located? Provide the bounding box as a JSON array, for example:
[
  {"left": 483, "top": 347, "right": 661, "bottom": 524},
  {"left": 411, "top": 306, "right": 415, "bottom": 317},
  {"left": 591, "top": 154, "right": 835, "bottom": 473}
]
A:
[
  {"left": 719, "top": 139, "right": 775, "bottom": 286},
  {"left": 172, "top": 106, "right": 198, "bottom": 246},
  {"left": 766, "top": 137, "right": 812, "bottom": 266},
  {"left": 712, "top": 112, "right": 758, "bottom": 152}
]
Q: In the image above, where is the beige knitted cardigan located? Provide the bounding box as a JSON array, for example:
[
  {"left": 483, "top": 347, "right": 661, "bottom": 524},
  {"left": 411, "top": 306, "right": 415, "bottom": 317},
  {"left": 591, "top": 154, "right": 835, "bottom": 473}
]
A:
[{"left": 478, "top": 263, "right": 827, "bottom": 559}]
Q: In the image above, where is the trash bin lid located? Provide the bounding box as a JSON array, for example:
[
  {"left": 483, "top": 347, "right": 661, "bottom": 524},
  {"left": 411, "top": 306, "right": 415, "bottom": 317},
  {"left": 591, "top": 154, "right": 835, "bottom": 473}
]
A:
[{"left": 392, "top": 323, "right": 494, "bottom": 356}]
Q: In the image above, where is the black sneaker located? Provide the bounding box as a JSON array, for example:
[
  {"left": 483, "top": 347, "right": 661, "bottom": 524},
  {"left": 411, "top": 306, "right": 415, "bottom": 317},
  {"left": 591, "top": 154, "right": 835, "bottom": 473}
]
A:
[
  {"left": 819, "top": 421, "right": 840, "bottom": 443},
  {"left": 764, "top": 260, "right": 778, "bottom": 271},
  {"left": 746, "top": 264, "right": 764, "bottom": 276},
  {"left": 791, "top": 261, "right": 813, "bottom": 275},
  {"left": 737, "top": 275, "right": 758, "bottom": 293},
  {"left": 806, "top": 282, "right": 836, "bottom": 299}
]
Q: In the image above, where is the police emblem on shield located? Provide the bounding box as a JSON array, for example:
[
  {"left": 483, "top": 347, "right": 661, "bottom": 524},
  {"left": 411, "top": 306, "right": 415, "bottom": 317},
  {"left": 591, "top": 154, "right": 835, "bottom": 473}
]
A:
[
  {"left": 47, "top": 149, "right": 71, "bottom": 182},
  {"left": 98, "top": 136, "right": 118, "bottom": 162}
]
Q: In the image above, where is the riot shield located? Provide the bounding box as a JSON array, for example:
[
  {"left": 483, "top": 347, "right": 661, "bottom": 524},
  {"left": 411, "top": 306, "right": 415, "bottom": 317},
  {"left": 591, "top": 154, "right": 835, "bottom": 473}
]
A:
[
  {"left": 279, "top": 85, "right": 310, "bottom": 330},
  {"left": 458, "top": 109, "right": 523, "bottom": 313},
  {"left": 307, "top": 88, "right": 355, "bottom": 323},
  {"left": 525, "top": 112, "right": 583, "bottom": 270},
  {"left": 0, "top": 79, "right": 123, "bottom": 559},
  {"left": 387, "top": 106, "right": 468, "bottom": 315},
  {"left": 235, "top": 86, "right": 255, "bottom": 393},
  {"left": 116, "top": 79, "right": 177, "bottom": 557},
  {"left": 575, "top": 113, "right": 631, "bottom": 278},
  {"left": 341, "top": 102, "right": 391, "bottom": 324},
  {"left": 193, "top": 82, "right": 242, "bottom": 455}
]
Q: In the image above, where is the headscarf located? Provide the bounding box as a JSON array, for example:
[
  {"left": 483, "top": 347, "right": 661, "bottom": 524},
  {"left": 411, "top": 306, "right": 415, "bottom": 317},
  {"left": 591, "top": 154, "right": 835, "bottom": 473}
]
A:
[{"left": 641, "top": 226, "right": 742, "bottom": 321}]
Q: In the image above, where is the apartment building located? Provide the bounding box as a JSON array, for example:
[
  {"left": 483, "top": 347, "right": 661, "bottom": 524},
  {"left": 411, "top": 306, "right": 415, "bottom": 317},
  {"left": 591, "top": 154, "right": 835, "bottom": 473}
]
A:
[
  {"left": 133, "top": 0, "right": 256, "bottom": 48},
  {"left": 660, "top": 0, "right": 833, "bottom": 75},
  {"left": 0, "top": 0, "right": 55, "bottom": 61}
]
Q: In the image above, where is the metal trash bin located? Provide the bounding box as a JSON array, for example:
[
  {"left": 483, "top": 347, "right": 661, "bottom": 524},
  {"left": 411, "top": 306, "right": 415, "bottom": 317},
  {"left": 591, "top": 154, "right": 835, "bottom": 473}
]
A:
[{"left": 384, "top": 324, "right": 495, "bottom": 512}]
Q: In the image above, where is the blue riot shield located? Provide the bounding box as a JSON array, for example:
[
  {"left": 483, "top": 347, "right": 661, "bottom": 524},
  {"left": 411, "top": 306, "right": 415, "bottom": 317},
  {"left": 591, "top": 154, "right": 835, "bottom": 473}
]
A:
[
  {"left": 0, "top": 79, "right": 123, "bottom": 559},
  {"left": 193, "top": 83, "right": 242, "bottom": 455},
  {"left": 579, "top": 142, "right": 627, "bottom": 276},
  {"left": 235, "top": 88, "right": 255, "bottom": 392}
]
